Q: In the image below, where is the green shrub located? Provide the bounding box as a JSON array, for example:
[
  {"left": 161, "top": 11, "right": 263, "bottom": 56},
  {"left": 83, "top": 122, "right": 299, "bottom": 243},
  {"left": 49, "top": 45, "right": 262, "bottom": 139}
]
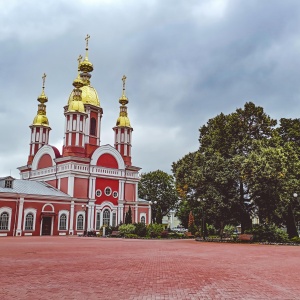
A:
[
  {"left": 223, "top": 225, "right": 235, "bottom": 237},
  {"left": 134, "top": 222, "right": 147, "bottom": 237},
  {"left": 124, "top": 233, "right": 138, "bottom": 239},
  {"left": 290, "top": 236, "right": 300, "bottom": 244},
  {"left": 119, "top": 224, "right": 136, "bottom": 236},
  {"left": 248, "top": 224, "right": 289, "bottom": 243},
  {"left": 147, "top": 223, "right": 164, "bottom": 238},
  {"left": 194, "top": 231, "right": 201, "bottom": 238},
  {"left": 207, "top": 224, "right": 217, "bottom": 236}
]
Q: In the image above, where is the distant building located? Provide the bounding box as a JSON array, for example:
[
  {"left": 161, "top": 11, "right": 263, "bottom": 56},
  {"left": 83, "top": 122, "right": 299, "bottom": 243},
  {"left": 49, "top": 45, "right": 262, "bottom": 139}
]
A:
[{"left": 0, "top": 36, "right": 150, "bottom": 237}]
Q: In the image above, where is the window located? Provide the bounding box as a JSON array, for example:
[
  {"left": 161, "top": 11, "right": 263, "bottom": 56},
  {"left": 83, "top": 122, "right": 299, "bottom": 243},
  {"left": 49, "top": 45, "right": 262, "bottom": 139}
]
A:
[
  {"left": 0, "top": 212, "right": 9, "bottom": 230},
  {"left": 113, "top": 191, "right": 118, "bottom": 198},
  {"left": 59, "top": 214, "right": 67, "bottom": 230},
  {"left": 103, "top": 209, "right": 110, "bottom": 226},
  {"left": 112, "top": 212, "right": 116, "bottom": 227},
  {"left": 95, "top": 189, "right": 102, "bottom": 197},
  {"left": 77, "top": 214, "right": 84, "bottom": 230},
  {"left": 5, "top": 180, "right": 12, "bottom": 188},
  {"left": 104, "top": 187, "right": 112, "bottom": 196},
  {"left": 96, "top": 212, "right": 101, "bottom": 230},
  {"left": 141, "top": 216, "right": 146, "bottom": 224},
  {"left": 90, "top": 117, "right": 96, "bottom": 136},
  {"left": 25, "top": 213, "right": 34, "bottom": 230}
]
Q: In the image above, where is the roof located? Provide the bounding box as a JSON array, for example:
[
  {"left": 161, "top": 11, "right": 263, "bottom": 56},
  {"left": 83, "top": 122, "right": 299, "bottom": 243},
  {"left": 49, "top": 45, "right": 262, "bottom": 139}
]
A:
[{"left": 0, "top": 177, "right": 71, "bottom": 198}]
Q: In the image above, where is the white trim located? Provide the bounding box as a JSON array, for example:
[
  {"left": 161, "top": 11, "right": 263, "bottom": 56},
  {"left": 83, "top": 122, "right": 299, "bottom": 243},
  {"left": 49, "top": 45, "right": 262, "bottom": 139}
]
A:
[
  {"left": 58, "top": 210, "right": 69, "bottom": 231},
  {"left": 23, "top": 208, "right": 37, "bottom": 231},
  {"left": 42, "top": 203, "right": 55, "bottom": 212},
  {"left": 76, "top": 212, "right": 85, "bottom": 231},
  {"left": 140, "top": 213, "right": 146, "bottom": 224},
  {"left": 31, "top": 145, "right": 57, "bottom": 170},
  {"left": 0, "top": 207, "right": 12, "bottom": 232},
  {"left": 90, "top": 144, "right": 125, "bottom": 170}
]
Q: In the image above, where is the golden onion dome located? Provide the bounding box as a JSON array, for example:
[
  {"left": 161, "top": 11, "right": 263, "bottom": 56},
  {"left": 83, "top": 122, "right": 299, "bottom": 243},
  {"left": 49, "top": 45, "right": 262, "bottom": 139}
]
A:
[
  {"left": 68, "top": 85, "right": 100, "bottom": 107},
  {"left": 79, "top": 57, "right": 93, "bottom": 73},
  {"left": 116, "top": 116, "right": 131, "bottom": 127},
  {"left": 37, "top": 90, "right": 48, "bottom": 104},
  {"left": 32, "top": 112, "right": 49, "bottom": 126},
  {"left": 68, "top": 99, "right": 85, "bottom": 113},
  {"left": 73, "top": 75, "right": 84, "bottom": 89}
]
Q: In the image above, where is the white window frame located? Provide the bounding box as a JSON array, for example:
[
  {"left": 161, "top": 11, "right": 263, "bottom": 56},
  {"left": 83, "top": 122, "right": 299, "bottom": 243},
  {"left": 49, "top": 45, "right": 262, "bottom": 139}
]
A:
[
  {"left": 0, "top": 207, "right": 12, "bottom": 231},
  {"left": 76, "top": 214, "right": 84, "bottom": 231},
  {"left": 112, "top": 191, "right": 118, "bottom": 198},
  {"left": 95, "top": 189, "right": 102, "bottom": 197},
  {"left": 140, "top": 213, "right": 146, "bottom": 224},
  {"left": 23, "top": 208, "right": 37, "bottom": 231},
  {"left": 104, "top": 187, "right": 112, "bottom": 196},
  {"left": 76, "top": 212, "right": 85, "bottom": 231},
  {"left": 102, "top": 209, "right": 111, "bottom": 226},
  {"left": 58, "top": 210, "right": 69, "bottom": 231}
]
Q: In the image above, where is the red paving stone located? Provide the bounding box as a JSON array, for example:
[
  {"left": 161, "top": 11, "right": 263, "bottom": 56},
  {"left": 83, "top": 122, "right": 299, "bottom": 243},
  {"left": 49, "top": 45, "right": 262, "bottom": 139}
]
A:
[{"left": 0, "top": 237, "right": 300, "bottom": 300}]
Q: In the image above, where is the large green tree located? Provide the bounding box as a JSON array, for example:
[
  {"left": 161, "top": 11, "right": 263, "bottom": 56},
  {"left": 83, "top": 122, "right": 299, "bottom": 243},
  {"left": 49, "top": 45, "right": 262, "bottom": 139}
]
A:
[
  {"left": 138, "top": 170, "right": 179, "bottom": 223},
  {"left": 173, "top": 102, "right": 279, "bottom": 233}
]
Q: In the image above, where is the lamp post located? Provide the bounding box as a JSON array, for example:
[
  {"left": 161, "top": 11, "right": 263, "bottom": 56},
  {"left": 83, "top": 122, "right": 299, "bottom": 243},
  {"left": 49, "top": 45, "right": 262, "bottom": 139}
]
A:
[
  {"left": 197, "top": 198, "right": 206, "bottom": 240},
  {"left": 81, "top": 204, "right": 88, "bottom": 236},
  {"left": 149, "top": 200, "right": 157, "bottom": 224}
]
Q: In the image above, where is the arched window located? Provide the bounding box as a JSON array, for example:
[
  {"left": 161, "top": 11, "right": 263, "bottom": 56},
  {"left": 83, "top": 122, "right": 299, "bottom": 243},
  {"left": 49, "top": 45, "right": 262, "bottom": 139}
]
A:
[
  {"left": 59, "top": 214, "right": 67, "bottom": 230},
  {"left": 90, "top": 117, "right": 96, "bottom": 136},
  {"left": 25, "top": 213, "right": 34, "bottom": 230},
  {"left": 0, "top": 212, "right": 9, "bottom": 230},
  {"left": 96, "top": 212, "right": 101, "bottom": 230},
  {"left": 103, "top": 209, "right": 110, "bottom": 226},
  {"left": 77, "top": 214, "right": 84, "bottom": 230},
  {"left": 141, "top": 216, "right": 146, "bottom": 224}
]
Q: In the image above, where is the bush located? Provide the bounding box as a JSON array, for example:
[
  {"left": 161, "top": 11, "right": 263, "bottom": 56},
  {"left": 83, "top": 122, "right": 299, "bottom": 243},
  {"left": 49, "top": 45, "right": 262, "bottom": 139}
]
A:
[
  {"left": 147, "top": 223, "right": 164, "bottom": 238},
  {"left": 223, "top": 225, "right": 235, "bottom": 238},
  {"left": 134, "top": 222, "right": 147, "bottom": 237},
  {"left": 119, "top": 224, "right": 136, "bottom": 236},
  {"left": 124, "top": 233, "right": 138, "bottom": 239},
  {"left": 291, "top": 236, "right": 300, "bottom": 244},
  {"left": 207, "top": 224, "right": 217, "bottom": 236},
  {"left": 247, "top": 224, "right": 289, "bottom": 243}
]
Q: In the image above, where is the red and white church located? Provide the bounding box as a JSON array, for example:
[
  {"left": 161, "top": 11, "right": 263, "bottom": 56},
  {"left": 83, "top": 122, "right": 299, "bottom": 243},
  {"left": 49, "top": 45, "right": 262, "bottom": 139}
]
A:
[{"left": 0, "top": 36, "right": 150, "bottom": 237}]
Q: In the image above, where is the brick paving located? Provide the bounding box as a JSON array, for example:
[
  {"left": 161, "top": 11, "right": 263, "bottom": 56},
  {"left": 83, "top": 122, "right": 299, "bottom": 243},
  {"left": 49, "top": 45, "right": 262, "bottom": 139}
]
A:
[{"left": 0, "top": 237, "right": 300, "bottom": 300}]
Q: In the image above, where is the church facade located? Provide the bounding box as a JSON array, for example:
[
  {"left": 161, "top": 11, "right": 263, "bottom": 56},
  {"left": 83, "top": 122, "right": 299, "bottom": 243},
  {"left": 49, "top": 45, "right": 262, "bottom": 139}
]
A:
[{"left": 0, "top": 36, "right": 150, "bottom": 237}]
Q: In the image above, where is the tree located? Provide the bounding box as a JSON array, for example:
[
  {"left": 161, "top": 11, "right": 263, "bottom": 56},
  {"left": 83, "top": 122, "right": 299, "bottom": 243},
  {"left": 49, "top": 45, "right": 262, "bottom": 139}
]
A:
[
  {"left": 156, "top": 206, "right": 163, "bottom": 224},
  {"left": 173, "top": 102, "right": 278, "bottom": 234},
  {"left": 125, "top": 206, "right": 132, "bottom": 224},
  {"left": 138, "top": 170, "right": 179, "bottom": 219}
]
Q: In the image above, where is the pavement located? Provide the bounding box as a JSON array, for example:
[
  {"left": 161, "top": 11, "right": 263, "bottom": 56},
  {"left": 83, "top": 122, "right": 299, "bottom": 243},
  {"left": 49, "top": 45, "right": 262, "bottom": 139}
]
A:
[{"left": 0, "top": 237, "right": 299, "bottom": 300}]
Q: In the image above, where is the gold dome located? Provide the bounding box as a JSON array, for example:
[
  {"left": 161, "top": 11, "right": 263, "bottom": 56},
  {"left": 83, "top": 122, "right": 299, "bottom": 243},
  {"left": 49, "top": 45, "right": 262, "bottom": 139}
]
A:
[
  {"left": 79, "top": 58, "right": 93, "bottom": 73},
  {"left": 68, "top": 85, "right": 100, "bottom": 107},
  {"left": 32, "top": 112, "right": 49, "bottom": 127},
  {"left": 68, "top": 98, "right": 85, "bottom": 113},
  {"left": 116, "top": 116, "right": 131, "bottom": 127}
]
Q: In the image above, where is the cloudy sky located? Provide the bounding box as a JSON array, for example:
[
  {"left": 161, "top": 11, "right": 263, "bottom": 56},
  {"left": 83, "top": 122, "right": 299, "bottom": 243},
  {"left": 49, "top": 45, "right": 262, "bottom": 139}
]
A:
[{"left": 1, "top": 0, "right": 300, "bottom": 178}]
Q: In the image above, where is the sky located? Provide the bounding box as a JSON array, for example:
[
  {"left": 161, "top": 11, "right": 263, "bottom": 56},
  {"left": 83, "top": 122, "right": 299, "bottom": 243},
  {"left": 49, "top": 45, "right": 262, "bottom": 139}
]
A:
[{"left": 1, "top": 0, "right": 300, "bottom": 178}]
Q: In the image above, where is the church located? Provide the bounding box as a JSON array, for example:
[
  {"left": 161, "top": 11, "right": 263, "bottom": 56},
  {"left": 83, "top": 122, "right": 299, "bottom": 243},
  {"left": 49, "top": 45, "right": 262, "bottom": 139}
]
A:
[{"left": 0, "top": 35, "right": 150, "bottom": 237}]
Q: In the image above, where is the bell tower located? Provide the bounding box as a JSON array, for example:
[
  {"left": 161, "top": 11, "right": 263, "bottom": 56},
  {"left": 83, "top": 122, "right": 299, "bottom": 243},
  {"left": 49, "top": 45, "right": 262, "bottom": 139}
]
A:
[
  {"left": 27, "top": 73, "right": 51, "bottom": 165},
  {"left": 113, "top": 75, "right": 133, "bottom": 166}
]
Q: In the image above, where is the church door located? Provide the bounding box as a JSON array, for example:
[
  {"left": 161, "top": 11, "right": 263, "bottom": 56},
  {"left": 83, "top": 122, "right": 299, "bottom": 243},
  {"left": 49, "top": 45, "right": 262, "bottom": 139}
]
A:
[{"left": 42, "top": 217, "right": 52, "bottom": 235}]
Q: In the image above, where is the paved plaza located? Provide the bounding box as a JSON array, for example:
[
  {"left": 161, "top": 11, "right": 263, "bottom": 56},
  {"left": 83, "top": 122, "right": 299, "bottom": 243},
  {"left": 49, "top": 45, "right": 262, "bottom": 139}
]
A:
[{"left": 0, "top": 237, "right": 299, "bottom": 300}]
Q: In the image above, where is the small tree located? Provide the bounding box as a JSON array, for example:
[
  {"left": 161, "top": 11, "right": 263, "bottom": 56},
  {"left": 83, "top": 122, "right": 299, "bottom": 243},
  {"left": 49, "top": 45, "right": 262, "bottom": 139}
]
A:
[
  {"left": 125, "top": 206, "right": 132, "bottom": 224},
  {"left": 188, "top": 211, "right": 197, "bottom": 234}
]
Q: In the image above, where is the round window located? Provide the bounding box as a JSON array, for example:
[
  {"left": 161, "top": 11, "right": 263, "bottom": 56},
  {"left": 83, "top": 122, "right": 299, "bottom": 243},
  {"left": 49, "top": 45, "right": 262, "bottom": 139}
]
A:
[
  {"left": 113, "top": 191, "right": 118, "bottom": 198},
  {"left": 95, "top": 189, "right": 102, "bottom": 197},
  {"left": 104, "top": 187, "right": 112, "bottom": 196}
]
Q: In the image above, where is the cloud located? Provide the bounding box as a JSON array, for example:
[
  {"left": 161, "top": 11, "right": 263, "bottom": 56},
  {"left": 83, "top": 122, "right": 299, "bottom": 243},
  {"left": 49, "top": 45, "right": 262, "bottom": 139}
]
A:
[{"left": 1, "top": 0, "right": 300, "bottom": 177}]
